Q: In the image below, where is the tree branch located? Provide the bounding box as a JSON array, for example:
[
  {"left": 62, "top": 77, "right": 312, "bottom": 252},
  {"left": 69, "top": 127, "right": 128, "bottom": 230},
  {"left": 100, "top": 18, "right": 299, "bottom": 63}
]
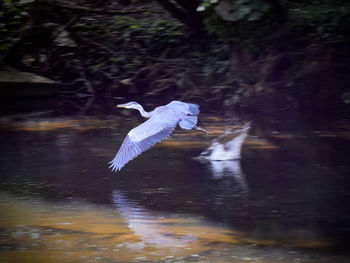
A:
[{"left": 36, "top": 0, "right": 153, "bottom": 15}]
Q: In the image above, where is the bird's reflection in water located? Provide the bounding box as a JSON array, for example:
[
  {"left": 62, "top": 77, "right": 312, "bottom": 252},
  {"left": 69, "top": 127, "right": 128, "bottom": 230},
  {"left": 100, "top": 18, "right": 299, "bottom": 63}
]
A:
[
  {"left": 209, "top": 160, "right": 248, "bottom": 191},
  {"left": 111, "top": 124, "right": 250, "bottom": 249},
  {"left": 112, "top": 191, "right": 196, "bottom": 248}
]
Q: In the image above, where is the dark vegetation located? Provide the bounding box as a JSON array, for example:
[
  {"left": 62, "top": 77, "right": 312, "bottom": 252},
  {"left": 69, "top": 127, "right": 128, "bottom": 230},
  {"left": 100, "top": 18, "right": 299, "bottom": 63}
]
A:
[{"left": 1, "top": 0, "right": 350, "bottom": 119}]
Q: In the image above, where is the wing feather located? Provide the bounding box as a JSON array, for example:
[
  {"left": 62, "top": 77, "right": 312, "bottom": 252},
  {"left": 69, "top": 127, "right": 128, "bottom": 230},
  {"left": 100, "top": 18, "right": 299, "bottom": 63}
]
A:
[{"left": 109, "top": 112, "right": 178, "bottom": 172}]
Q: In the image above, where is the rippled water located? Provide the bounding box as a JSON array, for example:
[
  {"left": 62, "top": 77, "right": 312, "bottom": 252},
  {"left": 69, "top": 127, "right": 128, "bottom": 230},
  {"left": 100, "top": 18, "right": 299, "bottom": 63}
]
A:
[{"left": 0, "top": 112, "right": 350, "bottom": 262}]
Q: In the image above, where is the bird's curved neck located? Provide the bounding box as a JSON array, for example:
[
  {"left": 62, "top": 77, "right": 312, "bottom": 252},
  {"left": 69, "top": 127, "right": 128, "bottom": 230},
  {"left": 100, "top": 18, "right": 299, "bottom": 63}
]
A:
[{"left": 135, "top": 104, "right": 153, "bottom": 118}]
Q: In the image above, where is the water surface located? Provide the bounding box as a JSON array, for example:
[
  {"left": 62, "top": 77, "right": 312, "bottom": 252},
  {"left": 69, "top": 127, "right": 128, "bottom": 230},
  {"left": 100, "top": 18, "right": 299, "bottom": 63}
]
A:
[{"left": 0, "top": 113, "right": 350, "bottom": 262}]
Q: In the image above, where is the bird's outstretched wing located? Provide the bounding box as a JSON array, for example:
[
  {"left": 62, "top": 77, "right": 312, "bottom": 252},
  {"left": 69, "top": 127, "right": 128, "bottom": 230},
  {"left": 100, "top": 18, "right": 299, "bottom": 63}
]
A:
[{"left": 109, "top": 112, "right": 179, "bottom": 172}]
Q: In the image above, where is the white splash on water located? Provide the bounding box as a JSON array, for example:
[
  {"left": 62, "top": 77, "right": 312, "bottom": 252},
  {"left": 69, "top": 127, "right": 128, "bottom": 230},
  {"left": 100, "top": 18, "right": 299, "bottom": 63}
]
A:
[{"left": 198, "top": 122, "right": 250, "bottom": 161}]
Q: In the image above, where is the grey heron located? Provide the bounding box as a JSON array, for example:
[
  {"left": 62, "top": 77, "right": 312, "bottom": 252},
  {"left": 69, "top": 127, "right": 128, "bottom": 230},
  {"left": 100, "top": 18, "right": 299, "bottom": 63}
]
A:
[{"left": 109, "top": 101, "right": 205, "bottom": 172}]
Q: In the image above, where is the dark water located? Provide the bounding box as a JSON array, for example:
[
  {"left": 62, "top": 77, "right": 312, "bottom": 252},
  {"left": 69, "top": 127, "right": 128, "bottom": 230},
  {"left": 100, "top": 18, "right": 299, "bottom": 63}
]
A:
[{"left": 0, "top": 109, "right": 350, "bottom": 262}]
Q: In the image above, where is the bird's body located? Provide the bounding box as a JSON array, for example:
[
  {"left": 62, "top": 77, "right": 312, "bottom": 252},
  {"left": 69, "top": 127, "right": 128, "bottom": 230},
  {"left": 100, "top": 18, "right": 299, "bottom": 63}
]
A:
[{"left": 109, "top": 101, "right": 202, "bottom": 172}]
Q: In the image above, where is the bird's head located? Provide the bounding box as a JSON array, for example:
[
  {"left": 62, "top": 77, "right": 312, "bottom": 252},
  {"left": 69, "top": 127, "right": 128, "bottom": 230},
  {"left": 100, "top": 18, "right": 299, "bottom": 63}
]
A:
[{"left": 117, "top": 101, "right": 140, "bottom": 109}]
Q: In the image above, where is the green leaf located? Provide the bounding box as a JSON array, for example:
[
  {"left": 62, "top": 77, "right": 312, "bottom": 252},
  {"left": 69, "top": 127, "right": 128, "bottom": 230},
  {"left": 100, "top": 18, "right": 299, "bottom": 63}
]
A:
[
  {"left": 248, "top": 11, "right": 262, "bottom": 21},
  {"left": 73, "top": 23, "right": 86, "bottom": 28},
  {"left": 229, "top": 6, "right": 252, "bottom": 21},
  {"left": 129, "top": 25, "right": 140, "bottom": 29}
]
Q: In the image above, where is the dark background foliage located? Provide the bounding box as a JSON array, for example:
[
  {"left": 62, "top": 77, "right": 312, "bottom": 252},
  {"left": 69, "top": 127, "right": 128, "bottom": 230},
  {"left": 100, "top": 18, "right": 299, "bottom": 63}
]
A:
[{"left": 1, "top": 0, "right": 350, "bottom": 119}]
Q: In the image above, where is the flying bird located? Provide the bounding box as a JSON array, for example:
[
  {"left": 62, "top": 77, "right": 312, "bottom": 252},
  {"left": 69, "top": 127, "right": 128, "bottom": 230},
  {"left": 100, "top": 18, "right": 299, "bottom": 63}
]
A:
[{"left": 109, "top": 101, "right": 204, "bottom": 172}]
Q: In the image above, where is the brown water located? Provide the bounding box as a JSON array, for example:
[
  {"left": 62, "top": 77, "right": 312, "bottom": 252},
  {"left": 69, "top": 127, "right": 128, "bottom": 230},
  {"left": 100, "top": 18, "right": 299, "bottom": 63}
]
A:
[{"left": 0, "top": 113, "right": 350, "bottom": 262}]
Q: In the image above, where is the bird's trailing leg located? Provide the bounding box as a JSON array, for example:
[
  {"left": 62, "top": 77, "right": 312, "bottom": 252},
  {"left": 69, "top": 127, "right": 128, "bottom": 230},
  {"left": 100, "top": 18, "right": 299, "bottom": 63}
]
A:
[{"left": 194, "top": 125, "right": 207, "bottom": 133}]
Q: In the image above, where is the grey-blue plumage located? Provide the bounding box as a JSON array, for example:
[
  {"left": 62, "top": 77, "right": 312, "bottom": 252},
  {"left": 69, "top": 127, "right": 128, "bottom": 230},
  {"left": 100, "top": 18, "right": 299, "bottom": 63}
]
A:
[{"left": 109, "top": 101, "right": 202, "bottom": 172}]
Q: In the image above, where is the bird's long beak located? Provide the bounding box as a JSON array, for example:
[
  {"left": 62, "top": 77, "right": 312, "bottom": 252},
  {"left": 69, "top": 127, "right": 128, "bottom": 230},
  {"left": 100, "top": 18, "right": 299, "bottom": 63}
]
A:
[{"left": 117, "top": 104, "right": 126, "bottom": 108}]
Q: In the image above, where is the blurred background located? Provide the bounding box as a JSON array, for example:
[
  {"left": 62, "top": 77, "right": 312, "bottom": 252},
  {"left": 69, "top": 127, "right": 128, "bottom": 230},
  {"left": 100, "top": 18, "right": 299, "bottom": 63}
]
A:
[
  {"left": 1, "top": 0, "right": 350, "bottom": 119},
  {"left": 1, "top": 0, "right": 350, "bottom": 262}
]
